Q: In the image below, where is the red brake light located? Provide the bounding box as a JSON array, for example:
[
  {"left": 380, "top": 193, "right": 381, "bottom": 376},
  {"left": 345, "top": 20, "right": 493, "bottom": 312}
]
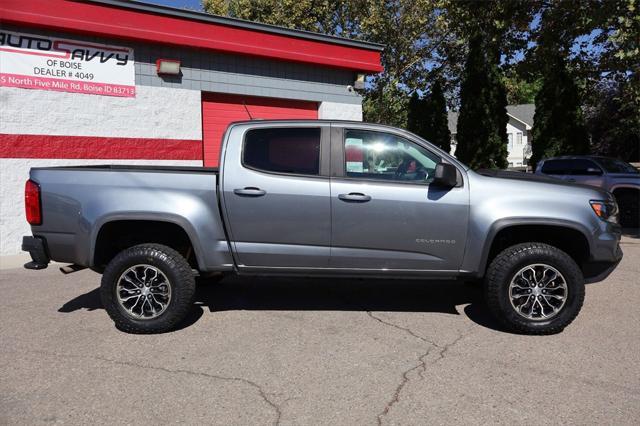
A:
[{"left": 25, "top": 179, "right": 42, "bottom": 225}]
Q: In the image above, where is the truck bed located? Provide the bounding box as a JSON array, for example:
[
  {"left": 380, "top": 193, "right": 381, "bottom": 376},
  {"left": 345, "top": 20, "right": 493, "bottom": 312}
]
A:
[
  {"left": 29, "top": 165, "right": 231, "bottom": 271},
  {"left": 31, "top": 164, "right": 219, "bottom": 173}
]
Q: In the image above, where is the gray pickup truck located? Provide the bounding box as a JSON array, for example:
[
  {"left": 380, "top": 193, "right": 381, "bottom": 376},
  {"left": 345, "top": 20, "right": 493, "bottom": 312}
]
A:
[{"left": 22, "top": 120, "right": 623, "bottom": 335}]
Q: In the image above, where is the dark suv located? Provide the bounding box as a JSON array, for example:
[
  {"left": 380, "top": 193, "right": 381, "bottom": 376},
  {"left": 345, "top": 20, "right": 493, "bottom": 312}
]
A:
[{"left": 536, "top": 156, "right": 639, "bottom": 227}]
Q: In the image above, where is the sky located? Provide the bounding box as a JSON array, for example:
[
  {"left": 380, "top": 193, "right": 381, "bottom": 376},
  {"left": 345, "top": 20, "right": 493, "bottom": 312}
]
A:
[{"left": 139, "top": 0, "right": 203, "bottom": 11}]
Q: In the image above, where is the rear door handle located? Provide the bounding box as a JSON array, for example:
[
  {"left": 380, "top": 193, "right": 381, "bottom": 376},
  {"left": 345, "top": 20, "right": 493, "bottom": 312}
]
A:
[
  {"left": 338, "top": 192, "right": 372, "bottom": 202},
  {"left": 567, "top": 178, "right": 576, "bottom": 183},
  {"left": 234, "top": 187, "right": 266, "bottom": 197}
]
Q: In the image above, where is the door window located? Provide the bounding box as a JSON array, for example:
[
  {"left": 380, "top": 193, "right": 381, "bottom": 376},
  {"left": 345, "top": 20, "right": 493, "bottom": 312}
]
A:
[
  {"left": 541, "top": 159, "right": 572, "bottom": 175},
  {"left": 344, "top": 129, "right": 440, "bottom": 183},
  {"left": 243, "top": 127, "right": 321, "bottom": 175},
  {"left": 541, "top": 159, "right": 603, "bottom": 175},
  {"left": 569, "top": 159, "right": 603, "bottom": 175}
]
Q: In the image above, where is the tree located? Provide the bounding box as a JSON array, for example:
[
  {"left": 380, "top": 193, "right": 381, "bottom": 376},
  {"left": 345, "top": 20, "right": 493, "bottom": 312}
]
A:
[
  {"left": 529, "top": 6, "right": 590, "bottom": 168},
  {"left": 406, "top": 92, "right": 425, "bottom": 137},
  {"left": 406, "top": 81, "right": 451, "bottom": 152},
  {"left": 424, "top": 81, "right": 452, "bottom": 152},
  {"left": 585, "top": 80, "right": 639, "bottom": 161},
  {"left": 455, "top": 36, "right": 508, "bottom": 169}
]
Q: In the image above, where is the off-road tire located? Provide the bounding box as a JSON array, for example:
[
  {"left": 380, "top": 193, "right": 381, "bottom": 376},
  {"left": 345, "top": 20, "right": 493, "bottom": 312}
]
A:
[
  {"left": 485, "top": 242, "right": 585, "bottom": 335},
  {"left": 101, "top": 243, "right": 196, "bottom": 334}
]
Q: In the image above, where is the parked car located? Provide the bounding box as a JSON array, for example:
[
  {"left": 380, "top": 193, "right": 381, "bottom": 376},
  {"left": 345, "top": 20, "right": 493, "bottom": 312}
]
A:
[
  {"left": 22, "top": 121, "right": 622, "bottom": 335},
  {"left": 535, "top": 155, "right": 639, "bottom": 227}
]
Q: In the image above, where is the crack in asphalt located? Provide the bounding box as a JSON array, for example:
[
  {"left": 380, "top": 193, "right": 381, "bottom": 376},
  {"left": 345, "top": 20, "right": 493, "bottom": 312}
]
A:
[
  {"left": 367, "top": 312, "right": 475, "bottom": 425},
  {"left": 8, "top": 349, "right": 284, "bottom": 426},
  {"left": 366, "top": 312, "right": 438, "bottom": 346}
]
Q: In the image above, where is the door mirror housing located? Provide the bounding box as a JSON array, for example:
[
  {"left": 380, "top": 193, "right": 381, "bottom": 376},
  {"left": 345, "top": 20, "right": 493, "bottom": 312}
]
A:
[{"left": 433, "top": 162, "right": 458, "bottom": 187}]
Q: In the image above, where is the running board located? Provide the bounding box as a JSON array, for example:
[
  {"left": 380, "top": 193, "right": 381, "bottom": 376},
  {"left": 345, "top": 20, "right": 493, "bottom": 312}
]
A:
[{"left": 59, "top": 264, "right": 87, "bottom": 274}]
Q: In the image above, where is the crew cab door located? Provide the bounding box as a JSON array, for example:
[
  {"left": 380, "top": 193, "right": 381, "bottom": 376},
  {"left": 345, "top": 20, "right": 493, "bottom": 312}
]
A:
[
  {"left": 220, "top": 123, "right": 331, "bottom": 269},
  {"left": 329, "top": 126, "right": 469, "bottom": 272}
]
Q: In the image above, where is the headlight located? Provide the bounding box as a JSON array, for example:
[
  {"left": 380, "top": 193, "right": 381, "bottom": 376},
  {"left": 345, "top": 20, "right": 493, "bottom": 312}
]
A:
[{"left": 590, "top": 200, "right": 619, "bottom": 223}]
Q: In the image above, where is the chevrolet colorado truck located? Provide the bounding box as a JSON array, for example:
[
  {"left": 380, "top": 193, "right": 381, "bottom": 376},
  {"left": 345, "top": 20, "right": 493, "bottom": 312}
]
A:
[{"left": 22, "top": 120, "right": 623, "bottom": 334}]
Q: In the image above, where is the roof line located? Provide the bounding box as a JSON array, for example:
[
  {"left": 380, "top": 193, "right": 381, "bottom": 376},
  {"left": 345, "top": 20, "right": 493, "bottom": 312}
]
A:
[
  {"left": 507, "top": 112, "right": 532, "bottom": 128},
  {"left": 83, "top": 0, "right": 385, "bottom": 52}
]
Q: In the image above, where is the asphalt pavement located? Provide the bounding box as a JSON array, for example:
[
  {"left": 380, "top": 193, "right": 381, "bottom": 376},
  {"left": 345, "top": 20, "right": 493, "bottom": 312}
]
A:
[{"left": 1, "top": 236, "right": 639, "bottom": 425}]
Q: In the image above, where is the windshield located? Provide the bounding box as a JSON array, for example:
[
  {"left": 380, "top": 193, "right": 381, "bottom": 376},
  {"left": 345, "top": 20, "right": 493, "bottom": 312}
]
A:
[{"left": 596, "top": 158, "right": 639, "bottom": 174}]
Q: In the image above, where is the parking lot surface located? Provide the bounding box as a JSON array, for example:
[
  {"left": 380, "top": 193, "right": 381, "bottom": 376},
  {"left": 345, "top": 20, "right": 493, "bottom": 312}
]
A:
[{"left": 1, "top": 237, "right": 639, "bottom": 425}]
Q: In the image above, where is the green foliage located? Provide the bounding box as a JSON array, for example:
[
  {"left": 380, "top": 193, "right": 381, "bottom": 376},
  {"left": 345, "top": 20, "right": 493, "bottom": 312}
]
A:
[
  {"left": 407, "top": 81, "right": 451, "bottom": 152},
  {"left": 426, "top": 81, "right": 452, "bottom": 153},
  {"left": 529, "top": 6, "right": 590, "bottom": 168},
  {"left": 586, "top": 80, "right": 640, "bottom": 161},
  {"left": 456, "top": 36, "right": 509, "bottom": 169},
  {"left": 503, "top": 73, "right": 541, "bottom": 105}
]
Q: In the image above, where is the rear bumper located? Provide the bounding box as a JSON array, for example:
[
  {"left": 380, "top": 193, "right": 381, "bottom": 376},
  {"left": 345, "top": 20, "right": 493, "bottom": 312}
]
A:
[{"left": 22, "top": 236, "right": 50, "bottom": 270}]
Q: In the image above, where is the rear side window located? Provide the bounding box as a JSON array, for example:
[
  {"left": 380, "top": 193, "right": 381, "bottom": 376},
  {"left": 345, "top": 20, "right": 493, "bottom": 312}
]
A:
[
  {"left": 541, "top": 159, "right": 602, "bottom": 175},
  {"left": 243, "top": 128, "right": 321, "bottom": 176}
]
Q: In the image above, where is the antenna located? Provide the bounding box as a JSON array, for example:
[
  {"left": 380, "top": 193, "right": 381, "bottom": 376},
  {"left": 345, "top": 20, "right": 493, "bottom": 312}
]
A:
[{"left": 242, "top": 101, "right": 254, "bottom": 120}]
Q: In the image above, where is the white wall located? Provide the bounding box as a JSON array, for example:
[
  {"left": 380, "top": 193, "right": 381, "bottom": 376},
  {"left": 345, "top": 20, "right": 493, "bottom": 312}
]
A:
[
  {"left": 1, "top": 85, "right": 204, "bottom": 257},
  {"left": 318, "top": 102, "right": 363, "bottom": 121},
  {"left": 506, "top": 119, "right": 529, "bottom": 166},
  {"left": 0, "top": 86, "right": 202, "bottom": 139}
]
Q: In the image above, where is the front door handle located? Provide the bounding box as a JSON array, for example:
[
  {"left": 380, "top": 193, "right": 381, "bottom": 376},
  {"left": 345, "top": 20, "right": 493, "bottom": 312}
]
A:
[
  {"left": 567, "top": 178, "right": 576, "bottom": 183},
  {"left": 234, "top": 187, "right": 266, "bottom": 197},
  {"left": 338, "top": 192, "right": 372, "bottom": 202}
]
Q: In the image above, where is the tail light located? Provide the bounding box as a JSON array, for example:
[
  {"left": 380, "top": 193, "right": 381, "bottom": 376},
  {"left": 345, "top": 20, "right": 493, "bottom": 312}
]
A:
[{"left": 25, "top": 179, "right": 42, "bottom": 225}]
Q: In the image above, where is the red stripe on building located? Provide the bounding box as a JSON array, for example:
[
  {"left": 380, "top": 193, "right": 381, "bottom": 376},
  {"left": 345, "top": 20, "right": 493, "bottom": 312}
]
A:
[
  {"left": 1, "top": 0, "right": 383, "bottom": 73},
  {"left": 0, "top": 134, "right": 202, "bottom": 160}
]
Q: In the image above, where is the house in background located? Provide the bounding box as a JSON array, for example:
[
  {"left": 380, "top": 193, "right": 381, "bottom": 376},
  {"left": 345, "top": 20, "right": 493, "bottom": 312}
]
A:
[{"left": 448, "top": 104, "right": 534, "bottom": 169}]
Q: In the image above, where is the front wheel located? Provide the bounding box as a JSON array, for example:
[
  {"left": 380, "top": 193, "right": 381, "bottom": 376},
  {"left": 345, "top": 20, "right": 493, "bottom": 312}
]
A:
[
  {"left": 485, "top": 243, "right": 585, "bottom": 335},
  {"left": 100, "top": 243, "right": 196, "bottom": 334}
]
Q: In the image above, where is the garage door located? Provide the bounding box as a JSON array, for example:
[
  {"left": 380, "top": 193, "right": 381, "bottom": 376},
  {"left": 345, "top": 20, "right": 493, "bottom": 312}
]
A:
[{"left": 202, "top": 93, "right": 318, "bottom": 167}]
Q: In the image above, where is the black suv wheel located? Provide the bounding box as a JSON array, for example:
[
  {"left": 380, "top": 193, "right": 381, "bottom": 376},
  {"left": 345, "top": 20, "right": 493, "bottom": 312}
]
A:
[
  {"left": 485, "top": 242, "right": 585, "bottom": 335},
  {"left": 100, "top": 243, "right": 196, "bottom": 334}
]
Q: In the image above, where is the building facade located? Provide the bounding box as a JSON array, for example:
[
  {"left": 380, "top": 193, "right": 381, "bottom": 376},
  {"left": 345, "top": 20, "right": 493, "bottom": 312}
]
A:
[{"left": 0, "top": 0, "right": 382, "bottom": 257}]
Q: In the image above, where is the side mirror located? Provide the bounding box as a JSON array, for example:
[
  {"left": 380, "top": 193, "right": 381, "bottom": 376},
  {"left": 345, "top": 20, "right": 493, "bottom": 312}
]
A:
[
  {"left": 585, "top": 167, "right": 603, "bottom": 176},
  {"left": 433, "top": 162, "right": 458, "bottom": 187}
]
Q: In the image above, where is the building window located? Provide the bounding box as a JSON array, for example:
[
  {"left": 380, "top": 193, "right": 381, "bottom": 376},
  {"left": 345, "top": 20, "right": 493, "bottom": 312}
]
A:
[
  {"left": 508, "top": 133, "right": 514, "bottom": 149},
  {"left": 516, "top": 132, "right": 523, "bottom": 145}
]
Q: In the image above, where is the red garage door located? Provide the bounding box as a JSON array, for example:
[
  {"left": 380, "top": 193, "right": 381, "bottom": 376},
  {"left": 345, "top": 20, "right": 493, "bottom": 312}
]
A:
[{"left": 202, "top": 93, "right": 318, "bottom": 167}]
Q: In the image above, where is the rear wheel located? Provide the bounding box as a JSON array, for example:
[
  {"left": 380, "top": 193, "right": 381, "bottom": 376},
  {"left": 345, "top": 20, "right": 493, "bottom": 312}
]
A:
[
  {"left": 485, "top": 243, "right": 585, "bottom": 335},
  {"left": 100, "top": 243, "right": 196, "bottom": 334}
]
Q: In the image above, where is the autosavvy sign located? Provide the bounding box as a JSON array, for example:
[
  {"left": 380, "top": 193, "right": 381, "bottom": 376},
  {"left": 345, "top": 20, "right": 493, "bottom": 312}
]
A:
[{"left": 0, "top": 30, "right": 135, "bottom": 97}]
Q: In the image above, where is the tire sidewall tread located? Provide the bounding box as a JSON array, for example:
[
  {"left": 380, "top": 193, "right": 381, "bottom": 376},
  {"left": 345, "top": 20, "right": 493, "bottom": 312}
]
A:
[
  {"left": 485, "top": 242, "right": 585, "bottom": 335},
  {"left": 100, "top": 243, "right": 195, "bottom": 334}
]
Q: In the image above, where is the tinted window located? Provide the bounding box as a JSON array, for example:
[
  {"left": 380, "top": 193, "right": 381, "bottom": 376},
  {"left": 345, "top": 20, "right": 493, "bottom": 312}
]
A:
[
  {"left": 344, "top": 129, "right": 440, "bottom": 183},
  {"left": 541, "top": 159, "right": 572, "bottom": 174},
  {"left": 569, "top": 159, "right": 602, "bottom": 175},
  {"left": 541, "top": 159, "right": 602, "bottom": 175},
  {"left": 596, "top": 158, "right": 639, "bottom": 174},
  {"left": 244, "top": 128, "right": 321, "bottom": 175}
]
